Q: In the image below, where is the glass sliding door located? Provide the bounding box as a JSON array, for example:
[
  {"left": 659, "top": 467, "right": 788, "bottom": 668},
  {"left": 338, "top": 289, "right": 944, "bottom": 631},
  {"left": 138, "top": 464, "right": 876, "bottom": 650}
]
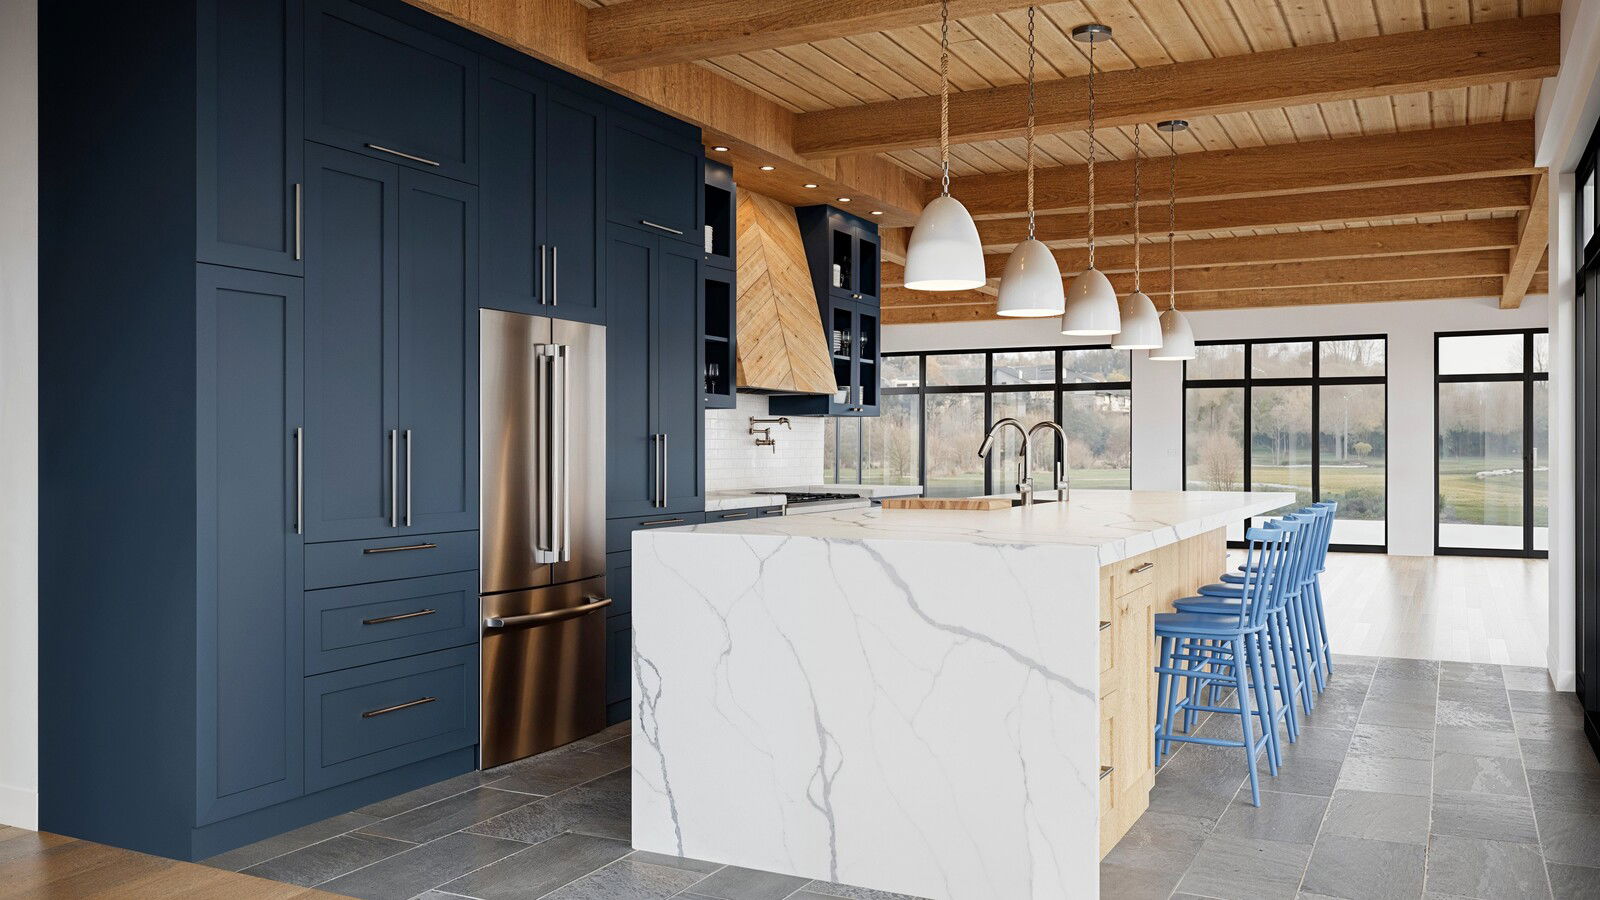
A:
[
  {"left": 1434, "top": 330, "right": 1549, "bottom": 557},
  {"left": 1183, "top": 336, "right": 1387, "bottom": 550}
]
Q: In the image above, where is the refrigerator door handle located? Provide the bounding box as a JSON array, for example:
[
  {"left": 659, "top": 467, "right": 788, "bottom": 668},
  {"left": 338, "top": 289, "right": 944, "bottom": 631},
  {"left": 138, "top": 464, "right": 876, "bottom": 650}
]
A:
[
  {"left": 550, "top": 343, "right": 570, "bottom": 562},
  {"left": 533, "top": 345, "right": 555, "bottom": 563}
]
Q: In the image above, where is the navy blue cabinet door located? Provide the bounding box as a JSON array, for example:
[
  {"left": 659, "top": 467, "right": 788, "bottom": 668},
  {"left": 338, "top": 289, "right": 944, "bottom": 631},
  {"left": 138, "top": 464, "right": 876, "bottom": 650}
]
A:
[
  {"left": 195, "top": 264, "right": 305, "bottom": 824},
  {"left": 197, "top": 0, "right": 304, "bottom": 274},
  {"left": 606, "top": 113, "right": 700, "bottom": 243},
  {"left": 396, "top": 169, "right": 478, "bottom": 535},
  {"left": 543, "top": 88, "right": 606, "bottom": 325},
  {"left": 605, "top": 613, "right": 631, "bottom": 725},
  {"left": 304, "top": 145, "right": 400, "bottom": 542},
  {"left": 657, "top": 241, "right": 705, "bottom": 512},
  {"left": 305, "top": 0, "right": 478, "bottom": 182},
  {"left": 604, "top": 224, "right": 657, "bottom": 517},
  {"left": 478, "top": 61, "right": 542, "bottom": 315}
]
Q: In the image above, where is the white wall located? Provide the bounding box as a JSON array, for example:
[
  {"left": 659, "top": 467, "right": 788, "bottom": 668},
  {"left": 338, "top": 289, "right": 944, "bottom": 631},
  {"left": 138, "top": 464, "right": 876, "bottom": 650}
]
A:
[
  {"left": 0, "top": 0, "right": 39, "bottom": 830},
  {"left": 885, "top": 294, "right": 1550, "bottom": 557},
  {"left": 704, "top": 394, "right": 825, "bottom": 491}
]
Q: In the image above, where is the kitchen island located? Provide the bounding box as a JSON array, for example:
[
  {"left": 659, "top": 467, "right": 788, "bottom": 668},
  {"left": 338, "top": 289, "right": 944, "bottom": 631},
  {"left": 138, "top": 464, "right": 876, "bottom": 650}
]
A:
[{"left": 630, "top": 490, "right": 1293, "bottom": 900}]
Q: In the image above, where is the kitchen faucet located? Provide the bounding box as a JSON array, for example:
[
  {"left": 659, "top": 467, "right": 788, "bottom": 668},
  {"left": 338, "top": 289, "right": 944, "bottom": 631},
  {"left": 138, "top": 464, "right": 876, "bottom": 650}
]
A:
[
  {"left": 977, "top": 417, "right": 1034, "bottom": 506},
  {"left": 1028, "top": 420, "right": 1071, "bottom": 502}
]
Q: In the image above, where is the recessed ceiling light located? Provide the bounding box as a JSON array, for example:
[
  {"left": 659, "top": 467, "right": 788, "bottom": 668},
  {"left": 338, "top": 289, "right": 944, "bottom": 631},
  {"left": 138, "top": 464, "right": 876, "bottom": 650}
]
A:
[
  {"left": 760, "top": 165, "right": 775, "bottom": 171},
  {"left": 712, "top": 146, "right": 729, "bottom": 152},
  {"left": 803, "top": 183, "right": 819, "bottom": 189},
  {"left": 871, "top": 210, "right": 884, "bottom": 216},
  {"left": 837, "top": 197, "right": 851, "bottom": 203}
]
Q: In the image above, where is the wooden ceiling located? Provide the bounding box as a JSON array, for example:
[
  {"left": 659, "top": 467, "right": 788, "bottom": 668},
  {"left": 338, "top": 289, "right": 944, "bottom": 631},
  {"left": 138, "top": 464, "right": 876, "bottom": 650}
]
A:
[{"left": 416, "top": 0, "right": 1560, "bottom": 320}]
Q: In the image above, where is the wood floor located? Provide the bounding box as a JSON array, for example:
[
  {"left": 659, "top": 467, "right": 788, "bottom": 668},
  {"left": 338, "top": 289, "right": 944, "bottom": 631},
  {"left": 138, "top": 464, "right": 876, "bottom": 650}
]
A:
[
  {"left": 0, "top": 827, "right": 343, "bottom": 899},
  {"left": 1316, "top": 551, "right": 1550, "bottom": 668}
]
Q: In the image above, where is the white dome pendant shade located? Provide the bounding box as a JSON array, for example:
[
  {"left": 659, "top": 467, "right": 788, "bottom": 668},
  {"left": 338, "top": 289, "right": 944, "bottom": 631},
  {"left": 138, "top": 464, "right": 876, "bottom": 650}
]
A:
[
  {"left": 1149, "top": 307, "right": 1196, "bottom": 360},
  {"left": 904, "top": 195, "right": 988, "bottom": 291},
  {"left": 1061, "top": 268, "right": 1121, "bottom": 334},
  {"left": 1111, "top": 291, "right": 1162, "bottom": 348},
  {"left": 904, "top": 0, "right": 987, "bottom": 293},
  {"left": 996, "top": 238, "right": 1065, "bottom": 316}
]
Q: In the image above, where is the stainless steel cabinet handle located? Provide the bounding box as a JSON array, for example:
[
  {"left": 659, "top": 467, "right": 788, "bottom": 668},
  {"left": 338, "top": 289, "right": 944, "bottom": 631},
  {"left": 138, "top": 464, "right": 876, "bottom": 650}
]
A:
[
  {"left": 651, "top": 434, "right": 664, "bottom": 508},
  {"left": 539, "top": 243, "right": 548, "bottom": 304},
  {"left": 551, "top": 245, "right": 559, "bottom": 306},
  {"left": 660, "top": 433, "right": 669, "bottom": 505},
  {"left": 640, "top": 219, "right": 684, "bottom": 236},
  {"left": 404, "top": 429, "right": 413, "bottom": 527},
  {"left": 294, "top": 427, "right": 304, "bottom": 535},
  {"left": 293, "top": 183, "right": 303, "bottom": 261},
  {"left": 365, "top": 143, "right": 441, "bottom": 167},
  {"left": 363, "top": 608, "right": 436, "bottom": 625},
  {"left": 389, "top": 429, "right": 399, "bottom": 527},
  {"left": 362, "top": 542, "right": 438, "bottom": 554},
  {"left": 1131, "top": 562, "right": 1155, "bottom": 574},
  {"left": 362, "top": 696, "right": 437, "bottom": 718},
  {"left": 639, "top": 517, "right": 684, "bottom": 527},
  {"left": 484, "top": 596, "right": 612, "bottom": 630},
  {"left": 1100, "top": 765, "right": 1114, "bottom": 780},
  {"left": 720, "top": 512, "right": 749, "bottom": 519}
]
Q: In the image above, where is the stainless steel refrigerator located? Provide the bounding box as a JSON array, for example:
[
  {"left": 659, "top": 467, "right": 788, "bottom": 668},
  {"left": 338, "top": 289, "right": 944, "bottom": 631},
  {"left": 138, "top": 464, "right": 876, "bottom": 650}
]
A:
[{"left": 479, "top": 309, "right": 608, "bottom": 768}]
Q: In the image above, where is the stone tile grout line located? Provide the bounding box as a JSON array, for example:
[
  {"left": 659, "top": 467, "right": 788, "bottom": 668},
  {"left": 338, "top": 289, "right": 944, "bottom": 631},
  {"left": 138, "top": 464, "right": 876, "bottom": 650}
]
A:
[{"left": 1290, "top": 654, "right": 1379, "bottom": 899}]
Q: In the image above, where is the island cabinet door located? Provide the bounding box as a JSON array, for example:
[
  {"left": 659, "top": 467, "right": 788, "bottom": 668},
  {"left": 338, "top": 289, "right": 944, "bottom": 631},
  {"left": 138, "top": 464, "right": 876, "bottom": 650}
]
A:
[{"left": 195, "top": 264, "right": 305, "bottom": 825}]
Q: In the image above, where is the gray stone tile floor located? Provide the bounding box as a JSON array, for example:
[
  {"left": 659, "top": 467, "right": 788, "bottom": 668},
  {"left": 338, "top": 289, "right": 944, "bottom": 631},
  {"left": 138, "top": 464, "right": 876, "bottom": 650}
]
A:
[{"left": 204, "top": 655, "right": 1600, "bottom": 900}]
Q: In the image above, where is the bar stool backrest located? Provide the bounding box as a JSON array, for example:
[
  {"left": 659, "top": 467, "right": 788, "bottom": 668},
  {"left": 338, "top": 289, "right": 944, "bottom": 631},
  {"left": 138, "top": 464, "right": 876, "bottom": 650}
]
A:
[
  {"left": 1310, "top": 501, "right": 1338, "bottom": 569},
  {"left": 1240, "top": 523, "right": 1298, "bottom": 630}
]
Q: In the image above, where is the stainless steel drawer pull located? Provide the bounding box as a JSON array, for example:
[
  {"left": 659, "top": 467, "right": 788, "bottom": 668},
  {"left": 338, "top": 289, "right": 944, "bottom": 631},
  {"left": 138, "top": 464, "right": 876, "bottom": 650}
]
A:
[
  {"left": 639, "top": 517, "right": 684, "bottom": 527},
  {"left": 484, "top": 597, "right": 613, "bottom": 630},
  {"left": 640, "top": 219, "right": 685, "bottom": 235},
  {"left": 365, "top": 143, "right": 441, "bottom": 167},
  {"left": 1099, "top": 620, "right": 1112, "bottom": 631},
  {"left": 362, "top": 696, "right": 437, "bottom": 718},
  {"left": 720, "top": 512, "right": 749, "bottom": 519},
  {"left": 1100, "top": 765, "right": 1114, "bottom": 780},
  {"left": 362, "top": 542, "right": 438, "bottom": 555},
  {"left": 1130, "top": 562, "right": 1155, "bottom": 574},
  {"left": 362, "top": 608, "right": 436, "bottom": 626}
]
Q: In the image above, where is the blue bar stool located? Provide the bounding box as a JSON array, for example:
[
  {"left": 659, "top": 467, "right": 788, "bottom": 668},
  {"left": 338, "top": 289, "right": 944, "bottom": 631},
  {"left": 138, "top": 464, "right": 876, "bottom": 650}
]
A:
[
  {"left": 1221, "top": 501, "right": 1336, "bottom": 693},
  {"left": 1153, "top": 525, "right": 1298, "bottom": 807}
]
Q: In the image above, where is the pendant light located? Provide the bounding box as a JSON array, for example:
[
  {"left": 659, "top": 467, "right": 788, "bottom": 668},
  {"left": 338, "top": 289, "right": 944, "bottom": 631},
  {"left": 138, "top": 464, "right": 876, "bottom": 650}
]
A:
[
  {"left": 1111, "top": 123, "right": 1162, "bottom": 349},
  {"left": 903, "top": 0, "right": 986, "bottom": 291},
  {"left": 997, "top": 7, "right": 1065, "bottom": 317},
  {"left": 1061, "top": 23, "right": 1120, "bottom": 335},
  {"left": 1148, "top": 120, "right": 1196, "bottom": 362}
]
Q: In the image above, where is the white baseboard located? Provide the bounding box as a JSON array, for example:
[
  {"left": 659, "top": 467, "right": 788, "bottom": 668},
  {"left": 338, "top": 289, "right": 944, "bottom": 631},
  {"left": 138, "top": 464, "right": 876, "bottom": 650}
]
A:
[{"left": 0, "top": 784, "right": 38, "bottom": 831}]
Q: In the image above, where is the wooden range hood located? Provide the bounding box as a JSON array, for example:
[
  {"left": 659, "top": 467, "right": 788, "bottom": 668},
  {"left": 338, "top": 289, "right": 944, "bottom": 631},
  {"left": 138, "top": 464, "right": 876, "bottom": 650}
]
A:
[{"left": 734, "top": 190, "right": 836, "bottom": 395}]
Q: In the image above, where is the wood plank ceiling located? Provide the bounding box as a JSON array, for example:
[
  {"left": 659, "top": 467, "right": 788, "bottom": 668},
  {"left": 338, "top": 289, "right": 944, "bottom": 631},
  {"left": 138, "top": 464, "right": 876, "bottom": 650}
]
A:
[{"left": 569, "top": 0, "right": 1560, "bottom": 320}]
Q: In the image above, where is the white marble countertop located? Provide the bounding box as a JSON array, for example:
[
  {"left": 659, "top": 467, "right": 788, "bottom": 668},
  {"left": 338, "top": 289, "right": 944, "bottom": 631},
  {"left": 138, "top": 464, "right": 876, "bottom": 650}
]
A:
[
  {"left": 703, "top": 484, "right": 924, "bottom": 511},
  {"left": 678, "top": 489, "right": 1293, "bottom": 565}
]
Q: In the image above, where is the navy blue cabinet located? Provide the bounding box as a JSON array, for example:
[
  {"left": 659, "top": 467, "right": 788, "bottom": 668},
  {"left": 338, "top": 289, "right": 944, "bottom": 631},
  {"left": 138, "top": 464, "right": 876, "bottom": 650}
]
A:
[
  {"left": 303, "top": 145, "right": 478, "bottom": 542},
  {"left": 605, "top": 224, "right": 706, "bottom": 516},
  {"left": 608, "top": 112, "right": 702, "bottom": 244},
  {"left": 306, "top": 0, "right": 478, "bottom": 182},
  {"left": 195, "top": 265, "right": 306, "bottom": 825},
  {"left": 771, "top": 206, "right": 882, "bottom": 418},
  {"left": 479, "top": 62, "right": 605, "bottom": 323},
  {"left": 197, "top": 0, "right": 304, "bottom": 275}
]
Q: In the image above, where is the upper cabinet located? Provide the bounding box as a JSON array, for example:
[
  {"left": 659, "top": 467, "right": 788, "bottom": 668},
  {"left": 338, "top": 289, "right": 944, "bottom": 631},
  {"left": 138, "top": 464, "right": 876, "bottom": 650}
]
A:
[
  {"left": 305, "top": 0, "right": 478, "bottom": 183},
  {"left": 703, "top": 159, "right": 735, "bottom": 269},
  {"left": 479, "top": 61, "right": 605, "bottom": 323},
  {"left": 196, "top": 0, "right": 304, "bottom": 275},
  {"left": 608, "top": 112, "right": 703, "bottom": 244},
  {"left": 798, "top": 205, "right": 879, "bottom": 306}
]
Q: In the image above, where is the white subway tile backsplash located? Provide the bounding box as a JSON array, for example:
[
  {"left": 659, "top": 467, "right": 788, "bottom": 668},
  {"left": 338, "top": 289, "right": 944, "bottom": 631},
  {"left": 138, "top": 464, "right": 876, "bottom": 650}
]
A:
[{"left": 704, "top": 394, "right": 825, "bottom": 491}]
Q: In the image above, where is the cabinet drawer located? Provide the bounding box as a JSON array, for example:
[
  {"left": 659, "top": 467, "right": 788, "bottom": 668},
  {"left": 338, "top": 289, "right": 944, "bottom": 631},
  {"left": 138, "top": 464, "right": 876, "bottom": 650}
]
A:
[
  {"left": 709, "top": 505, "right": 782, "bottom": 522},
  {"left": 305, "top": 572, "right": 478, "bottom": 674},
  {"left": 606, "top": 512, "right": 705, "bottom": 553},
  {"left": 304, "top": 646, "right": 477, "bottom": 792},
  {"left": 1108, "top": 555, "right": 1156, "bottom": 598},
  {"left": 306, "top": 531, "right": 477, "bottom": 589}
]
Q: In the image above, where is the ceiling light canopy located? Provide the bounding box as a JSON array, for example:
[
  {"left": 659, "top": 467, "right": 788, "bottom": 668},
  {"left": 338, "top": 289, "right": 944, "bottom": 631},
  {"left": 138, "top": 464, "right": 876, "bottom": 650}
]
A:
[
  {"left": 997, "top": 7, "right": 1064, "bottom": 318},
  {"left": 903, "top": 0, "right": 986, "bottom": 292},
  {"left": 1062, "top": 23, "right": 1119, "bottom": 335}
]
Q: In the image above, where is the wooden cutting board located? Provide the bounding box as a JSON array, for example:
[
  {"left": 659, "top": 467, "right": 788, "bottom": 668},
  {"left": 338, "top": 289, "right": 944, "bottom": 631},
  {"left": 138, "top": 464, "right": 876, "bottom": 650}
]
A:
[{"left": 879, "top": 497, "right": 1013, "bottom": 510}]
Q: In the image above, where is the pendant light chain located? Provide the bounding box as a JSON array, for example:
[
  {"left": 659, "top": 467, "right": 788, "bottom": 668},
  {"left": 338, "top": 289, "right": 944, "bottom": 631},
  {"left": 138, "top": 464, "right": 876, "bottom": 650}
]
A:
[
  {"left": 1086, "top": 35, "right": 1097, "bottom": 268},
  {"left": 1026, "top": 6, "right": 1037, "bottom": 240},
  {"left": 1166, "top": 125, "right": 1177, "bottom": 312},
  {"left": 939, "top": 0, "right": 952, "bottom": 197},
  {"left": 1132, "top": 124, "right": 1141, "bottom": 293}
]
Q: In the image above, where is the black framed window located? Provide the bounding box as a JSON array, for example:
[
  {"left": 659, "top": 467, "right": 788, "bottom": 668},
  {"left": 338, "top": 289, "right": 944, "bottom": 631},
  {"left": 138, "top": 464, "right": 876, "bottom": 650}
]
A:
[
  {"left": 823, "top": 346, "right": 1133, "bottom": 496},
  {"left": 1575, "top": 121, "right": 1600, "bottom": 759},
  {"left": 1183, "top": 336, "right": 1388, "bottom": 551},
  {"left": 1434, "top": 329, "right": 1549, "bottom": 558}
]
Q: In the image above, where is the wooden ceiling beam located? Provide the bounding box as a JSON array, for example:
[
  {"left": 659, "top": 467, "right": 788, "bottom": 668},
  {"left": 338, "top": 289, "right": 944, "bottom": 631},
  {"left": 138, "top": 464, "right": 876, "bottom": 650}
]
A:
[
  {"left": 955, "top": 177, "right": 1532, "bottom": 251},
  {"left": 795, "top": 15, "right": 1559, "bottom": 157},
  {"left": 883, "top": 275, "right": 1549, "bottom": 323},
  {"left": 400, "top": 0, "right": 926, "bottom": 219},
  {"left": 1502, "top": 173, "right": 1550, "bottom": 309},
  {"left": 951, "top": 123, "right": 1535, "bottom": 219},
  {"left": 587, "top": 1, "right": 1034, "bottom": 72}
]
